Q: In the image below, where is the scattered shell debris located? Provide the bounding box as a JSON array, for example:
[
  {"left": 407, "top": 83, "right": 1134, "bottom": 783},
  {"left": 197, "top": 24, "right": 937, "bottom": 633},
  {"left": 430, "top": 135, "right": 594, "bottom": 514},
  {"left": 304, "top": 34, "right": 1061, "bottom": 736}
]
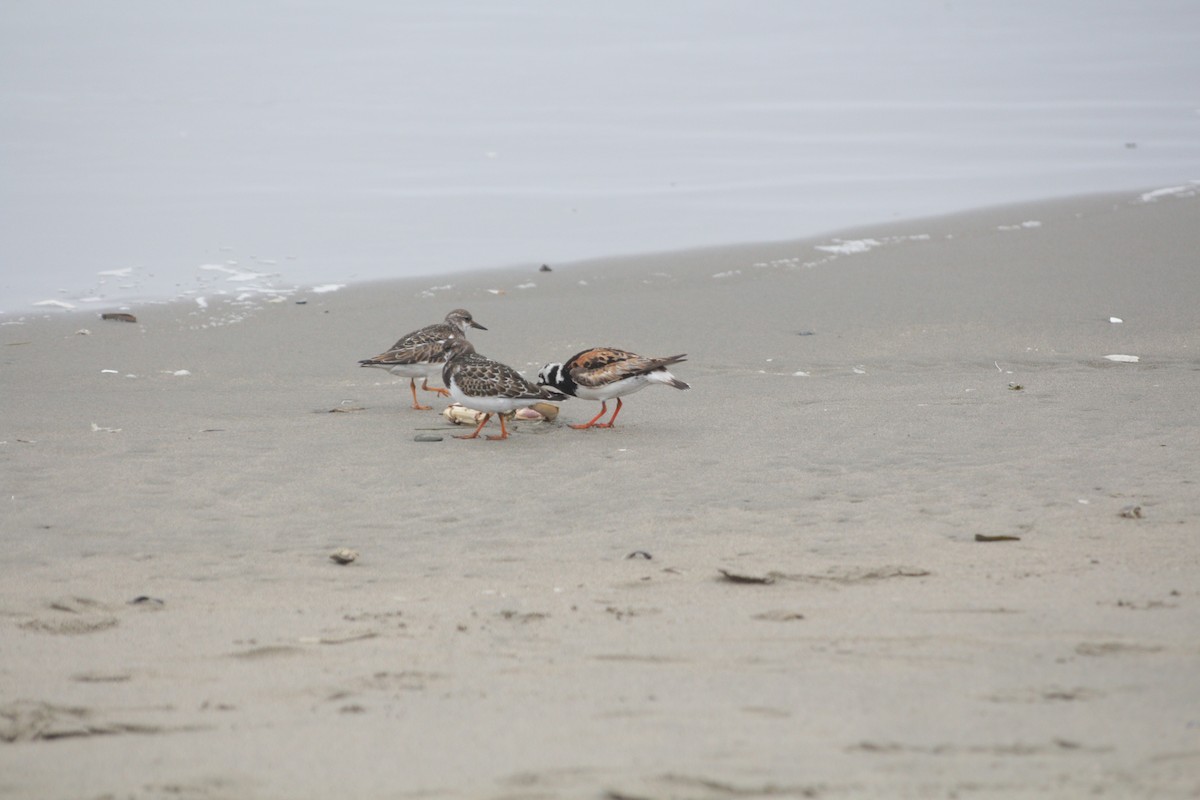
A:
[
  {"left": 330, "top": 548, "right": 358, "bottom": 565},
  {"left": 1119, "top": 505, "right": 1143, "bottom": 519},
  {"left": 442, "top": 404, "right": 487, "bottom": 426},
  {"left": 442, "top": 402, "right": 558, "bottom": 425}
]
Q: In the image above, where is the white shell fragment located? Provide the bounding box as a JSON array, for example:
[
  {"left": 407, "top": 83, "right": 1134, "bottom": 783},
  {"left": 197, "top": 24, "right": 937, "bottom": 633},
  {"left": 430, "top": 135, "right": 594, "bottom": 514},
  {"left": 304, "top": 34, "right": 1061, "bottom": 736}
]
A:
[
  {"left": 441, "top": 402, "right": 559, "bottom": 425},
  {"left": 1103, "top": 354, "right": 1140, "bottom": 363},
  {"left": 1109, "top": 317, "right": 1123, "bottom": 324},
  {"left": 442, "top": 404, "right": 487, "bottom": 425}
]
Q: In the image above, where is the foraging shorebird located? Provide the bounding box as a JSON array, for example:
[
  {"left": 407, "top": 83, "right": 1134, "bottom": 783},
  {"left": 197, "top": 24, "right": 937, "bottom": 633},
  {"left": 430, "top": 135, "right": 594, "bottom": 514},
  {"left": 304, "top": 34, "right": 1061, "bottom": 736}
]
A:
[
  {"left": 537, "top": 347, "right": 689, "bottom": 429},
  {"left": 442, "top": 338, "right": 567, "bottom": 440},
  {"left": 358, "top": 309, "right": 486, "bottom": 410}
]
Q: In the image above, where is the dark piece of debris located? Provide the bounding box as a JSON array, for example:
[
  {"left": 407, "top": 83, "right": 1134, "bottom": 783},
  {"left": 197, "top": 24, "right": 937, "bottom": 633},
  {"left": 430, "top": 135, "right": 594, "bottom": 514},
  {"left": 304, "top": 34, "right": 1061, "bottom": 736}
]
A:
[
  {"left": 718, "top": 568, "right": 776, "bottom": 585},
  {"left": 974, "top": 534, "right": 1021, "bottom": 542},
  {"left": 101, "top": 313, "right": 137, "bottom": 323}
]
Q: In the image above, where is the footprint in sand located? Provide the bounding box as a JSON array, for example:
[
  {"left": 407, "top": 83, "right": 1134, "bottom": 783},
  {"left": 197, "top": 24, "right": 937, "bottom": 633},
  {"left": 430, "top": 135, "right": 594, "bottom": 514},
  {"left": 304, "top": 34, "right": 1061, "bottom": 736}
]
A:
[{"left": 18, "top": 597, "right": 119, "bottom": 635}]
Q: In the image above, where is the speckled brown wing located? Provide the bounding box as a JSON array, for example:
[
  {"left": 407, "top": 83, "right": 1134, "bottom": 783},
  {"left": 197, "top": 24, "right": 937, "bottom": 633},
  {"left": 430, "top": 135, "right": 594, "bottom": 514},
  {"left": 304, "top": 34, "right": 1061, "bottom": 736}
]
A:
[
  {"left": 387, "top": 322, "right": 455, "bottom": 351},
  {"left": 454, "top": 353, "right": 561, "bottom": 400},
  {"left": 567, "top": 347, "right": 688, "bottom": 389},
  {"left": 361, "top": 324, "right": 464, "bottom": 366}
]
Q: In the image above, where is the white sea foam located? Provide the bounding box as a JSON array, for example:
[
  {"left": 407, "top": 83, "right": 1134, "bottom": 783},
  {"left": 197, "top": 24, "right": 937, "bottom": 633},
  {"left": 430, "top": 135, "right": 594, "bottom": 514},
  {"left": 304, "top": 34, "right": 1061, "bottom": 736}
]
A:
[
  {"left": 1139, "top": 182, "right": 1200, "bottom": 202},
  {"left": 309, "top": 284, "right": 345, "bottom": 294},
  {"left": 815, "top": 239, "right": 882, "bottom": 255},
  {"left": 199, "top": 264, "right": 267, "bottom": 282}
]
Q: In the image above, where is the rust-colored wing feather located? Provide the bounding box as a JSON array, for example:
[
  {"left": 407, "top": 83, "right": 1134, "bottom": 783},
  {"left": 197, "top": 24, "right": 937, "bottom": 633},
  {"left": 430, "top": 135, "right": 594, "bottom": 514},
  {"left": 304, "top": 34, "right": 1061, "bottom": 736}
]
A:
[{"left": 567, "top": 347, "right": 687, "bottom": 389}]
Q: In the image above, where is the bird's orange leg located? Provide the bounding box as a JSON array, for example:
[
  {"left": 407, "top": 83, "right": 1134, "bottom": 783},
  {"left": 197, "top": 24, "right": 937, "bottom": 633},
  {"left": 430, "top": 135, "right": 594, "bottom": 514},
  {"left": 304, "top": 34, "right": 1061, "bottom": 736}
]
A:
[
  {"left": 594, "top": 398, "right": 624, "bottom": 428},
  {"left": 455, "top": 413, "right": 491, "bottom": 439},
  {"left": 485, "top": 413, "right": 510, "bottom": 441},
  {"left": 420, "top": 378, "right": 451, "bottom": 398},
  {"left": 570, "top": 402, "right": 609, "bottom": 430},
  {"left": 409, "top": 379, "right": 432, "bottom": 410}
]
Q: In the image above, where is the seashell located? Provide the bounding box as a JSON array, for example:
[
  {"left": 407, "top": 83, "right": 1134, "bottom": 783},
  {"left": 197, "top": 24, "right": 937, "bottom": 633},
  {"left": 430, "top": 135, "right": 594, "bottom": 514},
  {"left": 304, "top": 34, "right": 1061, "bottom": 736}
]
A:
[
  {"left": 442, "top": 403, "right": 487, "bottom": 425},
  {"left": 529, "top": 402, "right": 559, "bottom": 421}
]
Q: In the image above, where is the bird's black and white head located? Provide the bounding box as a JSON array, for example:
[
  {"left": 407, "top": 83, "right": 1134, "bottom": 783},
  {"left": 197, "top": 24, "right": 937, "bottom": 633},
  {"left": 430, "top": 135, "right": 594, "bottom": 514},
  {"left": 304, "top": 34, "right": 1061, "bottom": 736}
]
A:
[
  {"left": 537, "top": 362, "right": 578, "bottom": 396},
  {"left": 536, "top": 362, "right": 563, "bottom": 388},
  {"left": 445, "top": 309, "right": 487, "bottom": 334}
]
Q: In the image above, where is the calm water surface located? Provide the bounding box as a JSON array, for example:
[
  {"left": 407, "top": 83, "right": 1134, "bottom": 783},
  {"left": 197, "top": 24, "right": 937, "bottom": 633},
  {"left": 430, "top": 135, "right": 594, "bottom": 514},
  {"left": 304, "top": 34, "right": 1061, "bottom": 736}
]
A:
[{"left": 2, "top": 1, "right": 1198, "bottom": 312}]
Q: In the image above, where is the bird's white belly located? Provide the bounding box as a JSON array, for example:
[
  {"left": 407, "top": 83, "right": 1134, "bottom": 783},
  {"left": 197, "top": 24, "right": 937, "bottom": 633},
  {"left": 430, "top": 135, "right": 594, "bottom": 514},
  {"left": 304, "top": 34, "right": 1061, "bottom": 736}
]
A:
[
  {"left": 382, "top": 362, "right": 441, "bottom": 379},
  {"left": 574, "top": 375, "right": 651, "bottom": 402},
  {"left": 449, "top": 388, "right": 527, "bottom": 414}
]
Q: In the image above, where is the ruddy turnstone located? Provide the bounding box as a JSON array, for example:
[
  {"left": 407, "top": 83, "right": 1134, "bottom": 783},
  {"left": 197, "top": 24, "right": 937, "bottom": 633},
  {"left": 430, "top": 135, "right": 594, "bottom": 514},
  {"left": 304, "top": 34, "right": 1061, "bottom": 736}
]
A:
[
  {"left": 358, "top": 309, "right": 486, "bottom": 410},
  {"left": 442, "top": 339, "right": 567, "bottom": 440},
  {"left": 537, "top": 347, "right": 689, "bottom": 429}
]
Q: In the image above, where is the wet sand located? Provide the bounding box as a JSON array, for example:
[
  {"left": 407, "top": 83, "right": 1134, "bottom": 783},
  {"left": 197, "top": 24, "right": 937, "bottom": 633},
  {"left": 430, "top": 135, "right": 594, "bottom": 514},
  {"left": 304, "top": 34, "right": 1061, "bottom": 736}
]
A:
[{"left": 2, "top": 187, "right": 1198, "bottom": 798}]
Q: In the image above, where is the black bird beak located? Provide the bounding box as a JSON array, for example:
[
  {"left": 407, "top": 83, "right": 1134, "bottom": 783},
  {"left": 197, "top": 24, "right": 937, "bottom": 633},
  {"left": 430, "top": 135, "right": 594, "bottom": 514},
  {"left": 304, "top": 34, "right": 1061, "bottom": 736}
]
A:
[{"left": 471, "top": 321, "right": 488, "bottom": 330}]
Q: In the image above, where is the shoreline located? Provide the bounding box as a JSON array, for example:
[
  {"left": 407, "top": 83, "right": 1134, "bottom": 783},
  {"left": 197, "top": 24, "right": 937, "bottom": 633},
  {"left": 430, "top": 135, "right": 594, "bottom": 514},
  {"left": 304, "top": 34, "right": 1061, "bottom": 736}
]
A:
[{"left": 3, "top": 181, "right": 1196, "bottom": 322}]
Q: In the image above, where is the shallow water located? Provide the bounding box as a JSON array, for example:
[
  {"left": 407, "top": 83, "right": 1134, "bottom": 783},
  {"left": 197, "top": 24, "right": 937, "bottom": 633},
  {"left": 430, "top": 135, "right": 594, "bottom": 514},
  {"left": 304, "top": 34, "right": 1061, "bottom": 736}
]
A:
[{"left": 2, "top": 0, "right": 1198, "bottom": 312}]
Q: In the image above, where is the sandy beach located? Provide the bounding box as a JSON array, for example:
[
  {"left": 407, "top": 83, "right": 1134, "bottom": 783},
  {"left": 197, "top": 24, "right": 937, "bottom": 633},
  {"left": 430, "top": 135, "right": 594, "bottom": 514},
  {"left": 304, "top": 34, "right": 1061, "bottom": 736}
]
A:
[{"left": 2, "top": 187, "right": 1199, "bottom": 798}]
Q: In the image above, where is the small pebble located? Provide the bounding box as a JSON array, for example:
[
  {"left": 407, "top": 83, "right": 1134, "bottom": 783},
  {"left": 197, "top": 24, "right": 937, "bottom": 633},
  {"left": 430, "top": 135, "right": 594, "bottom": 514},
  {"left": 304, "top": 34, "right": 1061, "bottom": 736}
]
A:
[
  {"left": 414, "top": 434, "right": 444, "bottom": 442},
  {"left": 330, "top": 548, "right": 358, "bottom": 565}
]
